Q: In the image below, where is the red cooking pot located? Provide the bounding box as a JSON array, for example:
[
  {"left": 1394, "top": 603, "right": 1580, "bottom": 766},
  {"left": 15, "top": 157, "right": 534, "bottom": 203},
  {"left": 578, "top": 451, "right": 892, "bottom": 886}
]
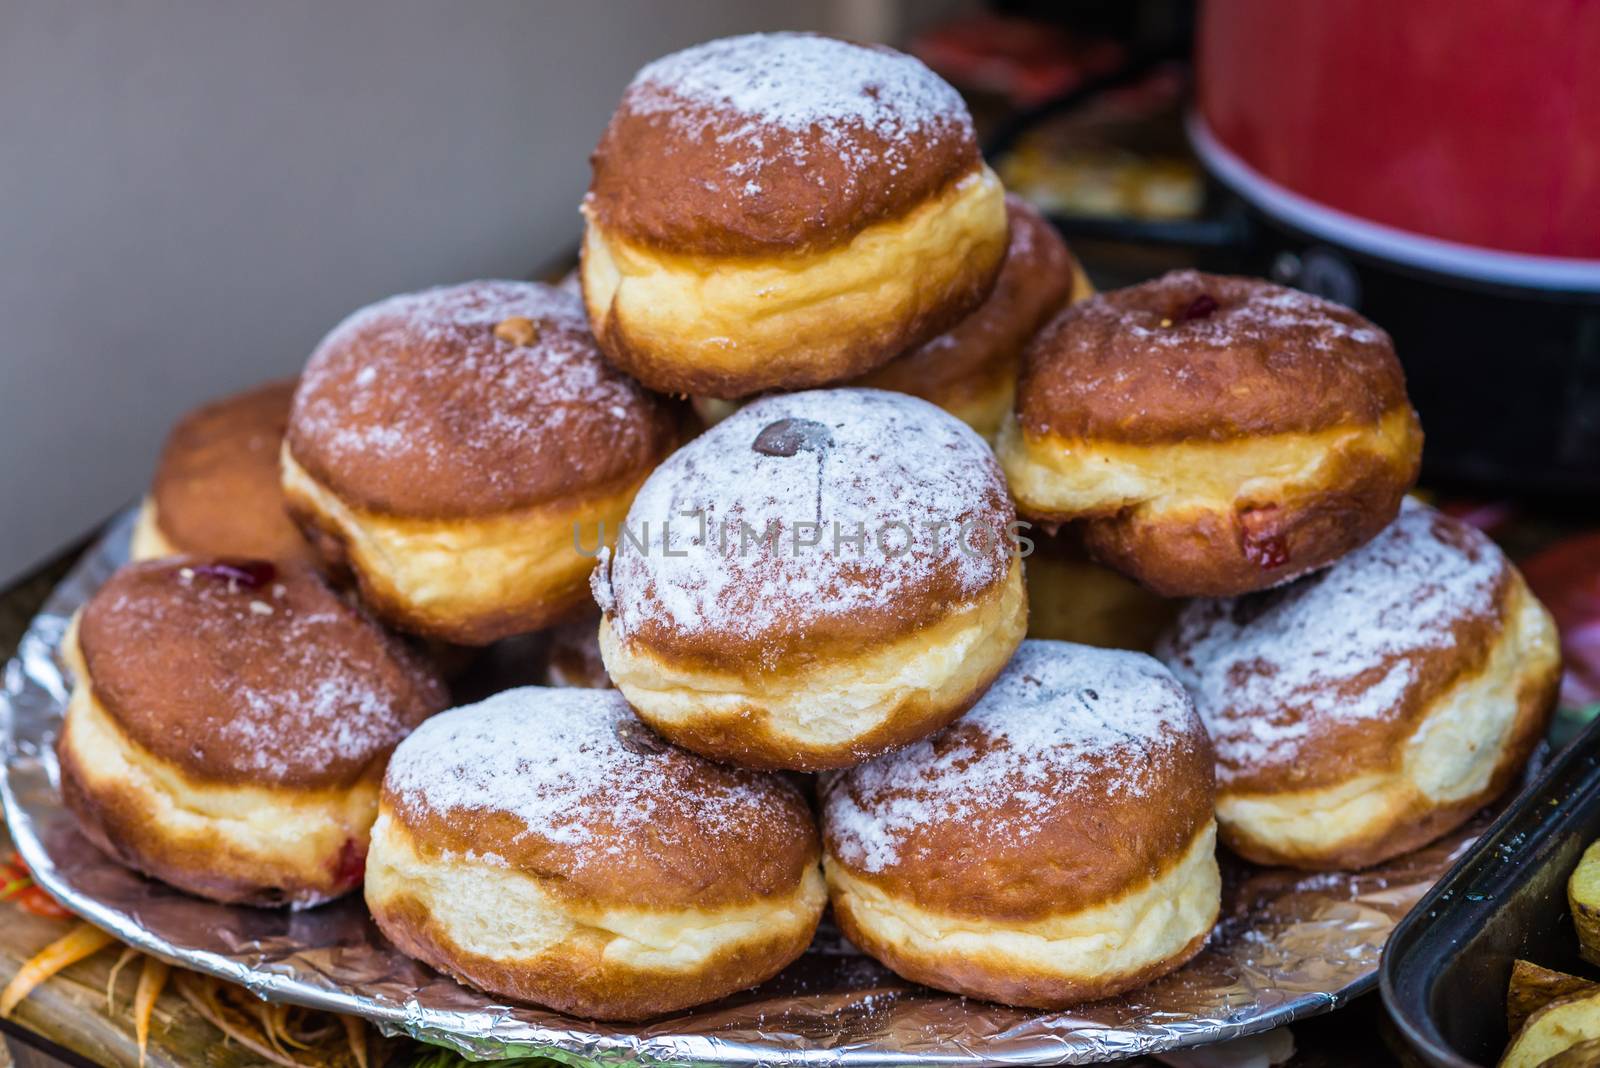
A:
[
  {"left": 987, "top": 4, "right": 1600, "bottom": 492},
  {"left": 1195, "top": 0, "right": 1600, "bottom": 282}
]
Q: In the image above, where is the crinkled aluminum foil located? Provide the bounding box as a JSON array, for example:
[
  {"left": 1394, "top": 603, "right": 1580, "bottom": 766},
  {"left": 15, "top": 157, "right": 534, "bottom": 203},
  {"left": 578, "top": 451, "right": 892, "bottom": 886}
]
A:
[{"left": 0, "top": 510, "right": 1491, "bottom": 1065}]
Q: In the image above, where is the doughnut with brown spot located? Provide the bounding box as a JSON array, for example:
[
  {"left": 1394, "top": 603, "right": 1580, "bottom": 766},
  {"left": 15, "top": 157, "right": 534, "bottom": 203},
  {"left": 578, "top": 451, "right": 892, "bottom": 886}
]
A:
[
  {"left": 1156, "top": 500, "right": 1561, "bottom": 870},
  {"left": 998, "top": 271, "right": 1424, "bottom": 596},
  {"left": 364, "top": 686, "right": 824, "bottom": 1020},
  {"left": 131, "top": 379, "right": 317, "bottom": 566},
  {"left": 283, "top": 280, "right": 687, "bottom": 644},
  {"left": 581, "top": 33, "right": 1009, "bottom": 398},
  {"left": 592, "top": 388, "right": 1028, "bottom": 771},
  {"left": 821, "top": 639, "right": 1219, "bottom": 1008},
  {"left": 57, "top": 557, "right": 447, "bottom": 907}
]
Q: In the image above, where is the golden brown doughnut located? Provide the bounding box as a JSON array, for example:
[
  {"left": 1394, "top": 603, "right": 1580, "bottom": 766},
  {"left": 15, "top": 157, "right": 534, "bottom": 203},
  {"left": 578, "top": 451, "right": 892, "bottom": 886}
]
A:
[
  {"left": 848, "top": 195, "right": 1090, "bottom": 438},
  {"left": 581, "top": 33, "right": 1008, "bottom": 398},
  {"left": 592, "top": 388, "right": 1027, "bottom": 771},
  {"left": 282, "top": 281, "right": 685, "bottom": 644},
  {"left": 539, "top": 611, "right": 611, "bottom": 689},
  {"left": 1157, "top": 500, "right": 1561, "bottom": 870},
  {"left": 1023, "top": 528, "right": 1178, "bottom": 651},
  {"left": 998, "top": 271, "right": 1424, "bottom": 596},
  {"left": 58, "top": 558, "right": 446, "bottom": 907},
  {"left": 131, "top": 379, "right": 317, "bottom": 566},
  {"left": 364, "top": 686, "right": 824, "bottom": 1020},
  {"left": 822, "top": 639, "right": 1219, "bottom": 1008}
]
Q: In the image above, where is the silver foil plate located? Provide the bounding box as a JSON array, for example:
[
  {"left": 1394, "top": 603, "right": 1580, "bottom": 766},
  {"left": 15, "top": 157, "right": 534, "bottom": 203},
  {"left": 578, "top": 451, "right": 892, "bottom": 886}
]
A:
[{"left": 0, "top": 510, "right": 1488, "bottom": 1065}]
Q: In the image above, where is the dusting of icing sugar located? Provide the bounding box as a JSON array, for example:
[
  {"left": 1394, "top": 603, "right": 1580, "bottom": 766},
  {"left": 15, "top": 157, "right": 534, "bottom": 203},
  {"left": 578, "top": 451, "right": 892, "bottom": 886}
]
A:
[
  {"left": 825, "top": 640, "right": 1200, "bottom": 873},
  {"left": 91, "top": 565, "right": 438, "bottom": 783},
  {"left": 293, "top": 281, "right": 655, "bottom": 499},
  {"left": 1118, "top": 270, "right": 1387, "bottom": 355},
  {"left": 229, "top": 666, "right": 404, "bottom": 779},
  {"left": 1156, "top": 500, "right": 1506, "bottom": 784},
  {"left": 624, "top": 33, "right": 970, "bottom": 194},
  {"left": 384, "top": 687, "right": 785, "bottom": 861},
  {"left": 628, "top": 33, "right": 968, "bottom": 140},
  {"left": 596, "top": 389, "right": 1012, "bottom": 649}
]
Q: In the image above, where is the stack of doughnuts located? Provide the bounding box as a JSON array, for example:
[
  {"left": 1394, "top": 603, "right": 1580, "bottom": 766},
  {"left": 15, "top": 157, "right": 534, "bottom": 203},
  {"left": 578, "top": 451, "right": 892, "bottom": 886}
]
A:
[{"left": 58, "top": 27, "right": 1562, "bottom": 1026}]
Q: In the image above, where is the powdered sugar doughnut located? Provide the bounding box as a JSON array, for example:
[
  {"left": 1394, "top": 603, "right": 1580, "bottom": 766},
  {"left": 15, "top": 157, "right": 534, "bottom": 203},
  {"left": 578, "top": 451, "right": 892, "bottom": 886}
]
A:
[
  {"left": 364, "top": 686, "right": 824, "bottom": 1020},
  {"left": 581, "top": 32, "right": 1008, "bottom": 398},
  {"left": 821, "top": 640, "right": 1219, "bottom": 1008},
  {"left": 283, "top": 280, "right": 685, "bottom": 644},
  {"left": 592, "top": 388, "right": 1028, "bottom": 770},
  {"left": 1157, "top": 500, "right": 1561, "bottom": 870},
  {"left": 998, "top": 271, "right": 1424, "bottom": 596},
  {"left": 57, "top": 557, "right": 447, "bottom": 907}
]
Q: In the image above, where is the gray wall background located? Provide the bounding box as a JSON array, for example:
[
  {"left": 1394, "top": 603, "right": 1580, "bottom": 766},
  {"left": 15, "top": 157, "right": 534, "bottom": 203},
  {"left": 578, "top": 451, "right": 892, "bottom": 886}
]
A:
[{"left": 1, "top": 2, "right": 865, "bottom": 582}]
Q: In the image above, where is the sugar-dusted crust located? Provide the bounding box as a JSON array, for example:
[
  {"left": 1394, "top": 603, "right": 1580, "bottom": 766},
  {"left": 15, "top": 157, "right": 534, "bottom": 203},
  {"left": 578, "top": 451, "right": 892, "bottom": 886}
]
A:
[
  {"left": 594, "top": 389, "right": 1018, "bottom": 668},
  {"left": 380, "top": 688, "right": 820, "bottom": 911},
  {"left": 1016, "top": 271, "right": 1413, "bottom": 444},
  {"left": 586, "top": 33, "right": 981, "bottom": 257},
  {"left": 76, "top": 558, "right": 445, "bottom": 789},
  {"left": 592, "top": 389, "right": 1025, "bottom": 768},
  {"left": 1000, "top": 271, "right": 1423, "bottom": 596},
  {"left": 286, "top": 280, "right": 684, "bottom": 518}
]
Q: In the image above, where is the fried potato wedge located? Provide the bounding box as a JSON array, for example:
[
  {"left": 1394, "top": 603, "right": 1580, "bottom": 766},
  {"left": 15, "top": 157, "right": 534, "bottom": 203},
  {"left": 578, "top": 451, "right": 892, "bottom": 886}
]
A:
[{"left": 1503, "top": 990, "right": 1600, "bottom": 1068}]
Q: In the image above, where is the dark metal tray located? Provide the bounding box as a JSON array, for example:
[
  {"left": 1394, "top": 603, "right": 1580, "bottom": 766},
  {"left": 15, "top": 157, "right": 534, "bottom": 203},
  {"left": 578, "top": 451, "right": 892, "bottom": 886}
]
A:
[{"left": 1383, "top": 713, "right": 1600, "bottom": 1067}]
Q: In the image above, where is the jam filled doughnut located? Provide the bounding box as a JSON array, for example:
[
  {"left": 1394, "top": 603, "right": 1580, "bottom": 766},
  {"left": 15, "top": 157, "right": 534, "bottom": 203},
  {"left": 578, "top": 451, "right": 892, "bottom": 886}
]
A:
[
  {"left": 822, "top": 640, "right": 1219, "bottom": 1008},
  {"left": 282, "top": 281, "right": 684, "bottom": 645},
  {"left": 999, "top": 271, "right": 1424, "bottom": 596},
  {"left": 364, "top": 687, "right": 824, "bottom": 1020},
  {"left": 132, "top": 379, "right": 316, "bottom": 566},
  {"left": 848, "top": 195, "right": 1091, "bottom": 439},
  {"left": 582, "top": 33, "right": 1008, "bottom": 399},
  {"left": 1157, "top": 500, "right": 1561, "bottom": 870},
  {"left": 592, "top": 388, "right": 1028, "bottom": 771},
  {"left": 57, "top": 558, "right": 446, "bottom": 907}
]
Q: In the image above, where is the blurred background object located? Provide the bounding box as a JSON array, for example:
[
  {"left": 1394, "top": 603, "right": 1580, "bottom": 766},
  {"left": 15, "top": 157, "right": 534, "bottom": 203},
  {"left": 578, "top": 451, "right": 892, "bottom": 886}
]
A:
[
  {"left": 0, "top": 1, "right": 842, "bottom": 583},
  {"left": 3, "top": 0, "right": 1597, "bottom": 586}
]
